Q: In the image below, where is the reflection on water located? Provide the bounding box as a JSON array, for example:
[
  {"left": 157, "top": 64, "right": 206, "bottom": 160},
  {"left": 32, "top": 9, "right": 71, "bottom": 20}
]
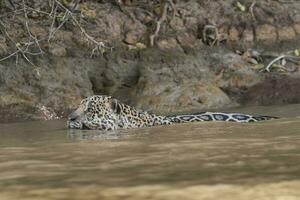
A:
[{"left": 0, "top": 104, "right": 300, "bottom": 200}]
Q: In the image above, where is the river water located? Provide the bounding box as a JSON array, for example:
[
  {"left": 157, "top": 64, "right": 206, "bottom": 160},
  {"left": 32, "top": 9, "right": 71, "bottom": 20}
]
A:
[{"left": 0, "top": 104, "right": 300, "bottom": 200}]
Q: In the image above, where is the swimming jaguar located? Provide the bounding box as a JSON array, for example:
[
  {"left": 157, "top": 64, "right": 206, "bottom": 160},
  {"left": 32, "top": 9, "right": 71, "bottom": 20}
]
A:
[{"left": 67, "top": 95, "right": 277, "bottom": 130}]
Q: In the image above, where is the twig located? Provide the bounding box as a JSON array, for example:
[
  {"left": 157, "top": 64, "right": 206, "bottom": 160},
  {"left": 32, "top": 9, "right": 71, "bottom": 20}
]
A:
[
  {"left": 113, "top": 0, "right": 136, "bottom": 22},
  {"left": 54, "top": 0, "right": 112, "bottom": 55},
  {"left": 48, "top": 3, "right": 58, "bottom": 42},
  {"left": 0, "top": 50, "right": 20, "bottom": 62},
  {"left": 48, "top": 9, "right": 69, "bottom": 42},
  {"left": 7, "top": 0, "right": 16, "bottom": 10},
  {"left": 0, "top": 17, "right": 43, "bottom": 66},
  {"left": 149, "top": 0, "right": 177, "bottom": 47},
  {"left": 0, "top": 0, "right": 111, "bottom": 64},
  {"left": 22, "top": 0, "right": 43, "bottom": 55},
  {"left": 70, "top": 0, "right": 81, "bottom": 12},
  {"left": 149, "top": 1, "right": 169, "bottom": 47},
  {"left": 22, "top": 0, "right": 33, "bottom": 38},
  {"left": 262, "top": 55, "right": 299, "bottom": 72},
  {"left": 249, "top": 0, "right": 256, "bottom": 21},
  {"left": 49, "top": 0, "right": 56, "bottom": 16}
]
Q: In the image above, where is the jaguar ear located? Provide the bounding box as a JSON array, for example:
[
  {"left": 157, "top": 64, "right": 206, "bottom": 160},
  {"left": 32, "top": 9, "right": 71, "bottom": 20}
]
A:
[{"left": 110, "top": 98, "right": 121, "bottom": 114}]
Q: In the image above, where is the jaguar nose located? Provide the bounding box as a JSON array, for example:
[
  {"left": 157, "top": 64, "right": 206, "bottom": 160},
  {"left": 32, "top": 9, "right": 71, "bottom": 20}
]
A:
[
  {"left": 68, "top": 112, "right": 79, "bottom": 121},
  {"left": 68, "top": 105, "right": 85, "bottom": 121}
]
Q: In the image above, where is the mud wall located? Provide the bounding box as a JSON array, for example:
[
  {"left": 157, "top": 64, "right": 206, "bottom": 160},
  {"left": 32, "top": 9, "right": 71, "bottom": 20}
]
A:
[{"left": 0, "top": 0, "right": 300, "bottom": 121}]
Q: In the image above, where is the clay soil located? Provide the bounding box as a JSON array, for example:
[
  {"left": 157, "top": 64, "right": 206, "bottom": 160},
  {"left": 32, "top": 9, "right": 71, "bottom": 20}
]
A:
[{"left": 0, "top": 0, "right": 300, "bottom": 122}]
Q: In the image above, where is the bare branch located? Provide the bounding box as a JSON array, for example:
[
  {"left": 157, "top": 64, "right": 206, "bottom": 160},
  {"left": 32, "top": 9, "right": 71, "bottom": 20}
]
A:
[
  {"left": 0, "top": 0, "right": 111, "bottom": 65},
  {"left": 249, "top": 0, "right": 257, "bottom": 21},
  {"left": 150, "top": 1, "right": 168, "bottom": 47},
  {"left": 0, "top": 50, "right": 20, "bottom": 62},
  {"left": 54, "top": 0, "right": 112, "bottom": 54},
  {"left": 261, "top": 55, "right": 300, "bottom": 72}
]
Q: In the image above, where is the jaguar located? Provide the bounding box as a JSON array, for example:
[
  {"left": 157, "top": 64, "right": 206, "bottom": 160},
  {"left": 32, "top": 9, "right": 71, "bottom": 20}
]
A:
[{"left": 67, "top": 95, "right": 277, "bottom": 130}]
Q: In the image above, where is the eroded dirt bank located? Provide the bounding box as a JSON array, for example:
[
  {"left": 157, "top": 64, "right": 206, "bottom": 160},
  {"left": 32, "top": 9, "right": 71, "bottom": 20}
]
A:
[{"left": 0, "top": 0, "right": 300, "bottom": 122}]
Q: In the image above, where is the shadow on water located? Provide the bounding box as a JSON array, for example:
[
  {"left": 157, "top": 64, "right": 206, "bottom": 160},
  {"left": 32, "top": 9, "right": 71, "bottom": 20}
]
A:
[{"left": 0, "top": 104, "right": 300, "bottom": 199}]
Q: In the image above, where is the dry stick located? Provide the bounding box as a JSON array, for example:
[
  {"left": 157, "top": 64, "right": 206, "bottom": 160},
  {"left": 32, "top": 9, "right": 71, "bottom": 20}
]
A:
[
  {"left": 0, "top": 8, "right": 24, "bottom": 18},
  {"left": 149, "top": 2, "right": 169, "bottom": 47},
  {"left": 0, "top": 18, "right": 44, "bottom": 64},
  {"left": 262, "top": 55, "right": 299, "bottom": 72},
  {"left": 264, "top": 55, "right": 287, "bottom": 72},
  {"left": 25, "top": 5, "right": 52, "bottom": 16},
  {"left": 10, "top": 0, "right": 42, "bottom": 67},
  {"left": 0, "top": 4, "right": 46, "bottom": 64},
  {"left": 6, "top": 0, "right": 16, "bottom": 10},
  {"left": 48, "top": 3, "right": 59, "bottom": 42},
  {"left": 0, "top": 50, "right": 20, "bottom": 62},
  {"left": 0, "top": 0, "right": 110, "bottom": 63},
  {"left": 0, "top": 39, "right": 44, "bottom": 62},
  {"left": 48, "top": 1, "right": 57, "bottom": 43},
  {"left": 22, "top": 0, "right": 43, "bottom": 55},
  {"left": 15, "top": 51, "right": 19, "bottom": 66},
  {"left": 48, "top": 9, "right": 69, "bottom": 42},
  {"left": 249, "top": 0, "right": 256, "bottom": 21},
  {"left": 0, "top": 20, "right": 19, "bottom": 62},
  {"left": 49, "top": 0, "right": 56, "bottom": 16},
  {"left": 0, "top": 19, "right": 22, "bottom": 63},
  {"left": 54, "top": 0, "right": 111, "bottom": 56},
  {"left": 22, "top": 0, "right": 33, "bottom": 38},
  {"left": 70, "top": 11, "right": 110, "bottom": 57},
  {"left": 71, "top": 0, "right": 81, "bottom": 12},
  {"left": 113, "top": 0, "right": 136, "bottom": 22},
  {"left": 149, "top": 0, "right": 176, "bottom": 47}
]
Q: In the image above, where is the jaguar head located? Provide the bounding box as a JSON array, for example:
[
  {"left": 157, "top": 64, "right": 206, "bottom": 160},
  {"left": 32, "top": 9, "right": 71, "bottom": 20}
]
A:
[{"left": 67, "top": 95, "right": 121, "bottom": 130}]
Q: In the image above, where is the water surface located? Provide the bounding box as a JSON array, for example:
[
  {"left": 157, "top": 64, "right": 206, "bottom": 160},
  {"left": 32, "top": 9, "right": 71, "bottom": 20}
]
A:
[{"left": 1, "top": 104, "right": 300, "bottom": 200}]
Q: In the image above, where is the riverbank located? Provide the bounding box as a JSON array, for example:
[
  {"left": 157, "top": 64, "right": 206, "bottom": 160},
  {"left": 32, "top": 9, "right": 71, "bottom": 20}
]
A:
[{"left": 0, "top": 0, "right": 300, "bottom": 122}]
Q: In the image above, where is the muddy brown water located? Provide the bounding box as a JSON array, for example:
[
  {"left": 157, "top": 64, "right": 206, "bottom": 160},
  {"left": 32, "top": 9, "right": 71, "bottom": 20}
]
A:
[{"left": 0, "top": 104, "right": 300, "bottom": 200}]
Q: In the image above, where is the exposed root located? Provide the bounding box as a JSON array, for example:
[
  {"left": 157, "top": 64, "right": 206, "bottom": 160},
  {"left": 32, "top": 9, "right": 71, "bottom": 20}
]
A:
[{"left": 150, "top": 0, "right": 176, "bottom": 47}]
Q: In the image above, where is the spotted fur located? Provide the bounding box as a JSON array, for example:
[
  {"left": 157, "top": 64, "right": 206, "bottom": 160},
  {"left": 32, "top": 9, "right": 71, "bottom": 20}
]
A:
[{"left": 67, "top": 95, "right": 277, "bottom": 130}]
